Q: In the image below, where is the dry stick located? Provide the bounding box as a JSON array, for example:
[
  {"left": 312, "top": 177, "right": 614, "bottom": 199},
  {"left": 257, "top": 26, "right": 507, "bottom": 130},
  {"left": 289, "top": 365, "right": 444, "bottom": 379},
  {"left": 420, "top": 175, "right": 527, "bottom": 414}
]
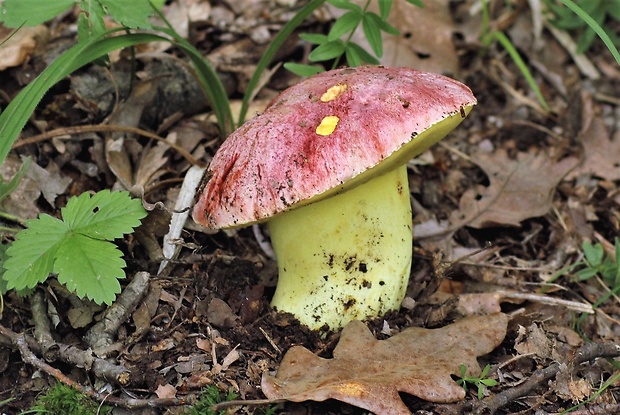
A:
[
  {"left": 0, "top": 321, "right": 194, "bottom": 409},
  {"left": 84, "top": 272, "right": 150, "bottom": 355},
  {"left": 467, "top": 342, "right": 620, "bottom": 415},
  {"left": 11, "top": 124, "right": 203, "bottom": 167},
  {"left": 31, "top": 290, "right": 60, "bottom": 361},
  {"left": 14, "top": 292, "right": 134, "bottom": 386}
]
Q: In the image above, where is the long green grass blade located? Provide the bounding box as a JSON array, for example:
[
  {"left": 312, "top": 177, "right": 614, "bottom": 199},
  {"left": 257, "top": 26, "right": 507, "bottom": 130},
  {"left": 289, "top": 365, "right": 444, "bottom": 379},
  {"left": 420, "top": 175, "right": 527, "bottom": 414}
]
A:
[
  {"left": 558, "top": 0, "right": 620, "bottom": 65},
  {"left": 238, "top": 0, "right": 327, "bottom": 126},
  {"left": 494, "top": 31, "right": 550, "bottom": 111}
]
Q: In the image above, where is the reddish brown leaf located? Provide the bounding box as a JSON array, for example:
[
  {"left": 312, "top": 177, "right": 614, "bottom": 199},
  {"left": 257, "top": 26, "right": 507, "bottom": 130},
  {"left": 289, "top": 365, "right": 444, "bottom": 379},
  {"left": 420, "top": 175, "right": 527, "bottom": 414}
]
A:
[
  {"left": 451, "top": 149, "right": 578, "bottom": 228},
  {"left": 262, "top": 314, "right": 508, "bottom": 415}
]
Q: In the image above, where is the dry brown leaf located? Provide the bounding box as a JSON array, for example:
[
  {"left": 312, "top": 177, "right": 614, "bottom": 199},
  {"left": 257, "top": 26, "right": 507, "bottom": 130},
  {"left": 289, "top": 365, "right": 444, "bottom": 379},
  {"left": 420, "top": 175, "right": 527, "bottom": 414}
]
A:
[
  {"left": 262, "top": 313, "right": 508, "bottom": 414},
  {"left": 0, "top": 25, "right": 48, "bottom": 70},
  {"left": 451, "top": 149, "right": 578, "bottom": 228},
  {"left": 155, "top": 383, "right": 177, "bottom": 399},
  {"left": 568, "top": 113, "right": 620, "bottom": 181}
]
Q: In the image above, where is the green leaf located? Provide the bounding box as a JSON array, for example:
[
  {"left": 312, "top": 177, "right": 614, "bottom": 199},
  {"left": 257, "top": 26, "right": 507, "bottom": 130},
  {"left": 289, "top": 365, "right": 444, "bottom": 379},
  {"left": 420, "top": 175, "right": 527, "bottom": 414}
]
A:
[
  {"left": 98, "top": 0, "right": 153, "bottom": 29},
  {"left": 369, "top": 12, "right": 400, "bottom": 35},
  {"left": 54, "top": 235, "right": 125, "bottom": 305},
  {"left": 575, "top": 267, "right": 598, "bottom": 281},
  {"left": 299, "top": 32, "right": 329, "bottom": 45},
  {"left": 362, "top": 14, "right": 383, "bottom": 57},
  {"left": 77, "top": 1, "right": 107, "bottom": 42},
  {"left": 582, "top": 242, "right": 604, "bottom": 267},
  {"left": 347, "top": 41, "right": 380, "bottom": 64},
  {"left": 0, "top": 0, "right": 74, "bottom": 27},
  {"left": 283, "top": 62, "right": 325, "bottom": 77},
  {"left": 61, "top": 190, "right": 147, "bottom": 240},
  {"left": 308, "top": 40, "right": 346, "bottom": 61},
  {"left": 3, "top": 214, "right": 68, "bottom": 291},
  {"left": 378, "top": 0, "right": 393, "bottom": 20},
  {"left": 3, "top": 190, "right": 146, "bottom": 304},
  {"left": 405, "top": 0, "right": 424, "bottom": 6},
  {"left": 0, "top": 244, "right": 10, "bottom": 294},
  {"left": 328, "top": 10, "right": 362, "bottom": 41},
  {"left": 326, "top": 0, "right": 362, "bottom": 12},
  {"left": 0, "top": 157, "right": 31, "bottom": 204},
  {"left": 481, "top": 379, "right": 498, "bottom": 386},
  {"left": 345, "top": 45, "right": 362, "bottom": 66}
]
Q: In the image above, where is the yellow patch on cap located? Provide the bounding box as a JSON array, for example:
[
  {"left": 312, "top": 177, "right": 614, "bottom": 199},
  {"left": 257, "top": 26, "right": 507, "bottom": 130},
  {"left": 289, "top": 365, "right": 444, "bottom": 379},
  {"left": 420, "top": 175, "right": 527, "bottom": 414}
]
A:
[
  {"left": 320, "top": 84, "right": 348, "bottom": 102},
  {"left": 315, "top": 115, "right": 340, "bottom": 136}
]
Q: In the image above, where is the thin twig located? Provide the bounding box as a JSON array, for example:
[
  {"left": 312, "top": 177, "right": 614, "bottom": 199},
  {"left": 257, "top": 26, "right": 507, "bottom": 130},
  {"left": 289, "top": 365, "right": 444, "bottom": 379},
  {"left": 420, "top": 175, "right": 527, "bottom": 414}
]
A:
[{"left": 12, "top": 124, "right": 202, "bottom": 166}]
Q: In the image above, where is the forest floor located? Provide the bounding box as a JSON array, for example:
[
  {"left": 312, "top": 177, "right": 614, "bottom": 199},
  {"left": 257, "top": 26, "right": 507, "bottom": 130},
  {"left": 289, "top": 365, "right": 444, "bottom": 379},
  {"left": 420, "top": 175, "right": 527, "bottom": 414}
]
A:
[{"left": 1, "top": 0, "right": 620, "bottom": 414}]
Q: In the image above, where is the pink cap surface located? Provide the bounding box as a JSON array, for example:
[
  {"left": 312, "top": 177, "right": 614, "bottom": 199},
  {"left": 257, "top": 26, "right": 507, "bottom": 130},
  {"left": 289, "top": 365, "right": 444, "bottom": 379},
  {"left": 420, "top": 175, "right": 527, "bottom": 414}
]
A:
[{"left": 193, "top": 66, "right": 476, "bottom": 229}]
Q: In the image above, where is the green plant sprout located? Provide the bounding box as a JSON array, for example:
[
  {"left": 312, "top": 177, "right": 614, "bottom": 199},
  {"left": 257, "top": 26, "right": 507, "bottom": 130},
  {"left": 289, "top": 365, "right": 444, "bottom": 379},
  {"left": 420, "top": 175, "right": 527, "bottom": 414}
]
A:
[
  {"left": 187, "top": 385, "right": 238, "bottom": 415},
  {"left": 20, "top": 382, "right": 112, "bottom": 415},
  {"left": 573, "top": 239, "right": 620, "bottom": 284},
  {"left": 456, "top": 363, "right": 498, "bottom": 400},
  {"left": 1, "top": 190, "right": 147, "bottom": 305},
  {"left": 545, "top": 0, "right": 620, "bottom": 56},
  {"left": 480, "top": 0, "right": 550, "bottom": 112},
  {"left": 284, "top": 0, "right": 423, "bottom": 77}
]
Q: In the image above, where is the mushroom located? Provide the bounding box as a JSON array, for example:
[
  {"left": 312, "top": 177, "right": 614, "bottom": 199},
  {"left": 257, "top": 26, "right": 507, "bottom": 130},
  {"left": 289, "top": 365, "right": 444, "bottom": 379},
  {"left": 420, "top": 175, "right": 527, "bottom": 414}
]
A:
[{"left": 193, "top": 66, "right": 476, "bottom": 330}]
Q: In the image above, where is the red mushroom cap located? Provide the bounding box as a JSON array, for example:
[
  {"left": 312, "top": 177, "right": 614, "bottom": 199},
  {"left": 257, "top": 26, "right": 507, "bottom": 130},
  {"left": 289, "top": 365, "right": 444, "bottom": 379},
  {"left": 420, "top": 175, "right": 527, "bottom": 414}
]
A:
[{"left": 193, "top": 66, "right": 476, "bottom": 229}]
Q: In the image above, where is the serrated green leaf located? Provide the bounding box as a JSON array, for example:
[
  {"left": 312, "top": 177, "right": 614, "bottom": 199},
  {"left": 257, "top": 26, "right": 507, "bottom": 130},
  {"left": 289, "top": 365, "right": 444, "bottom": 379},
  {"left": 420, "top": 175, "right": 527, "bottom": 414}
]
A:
[
  {"left": 299, "top": 33, "right": 329, "bottom": 45},
  {"left": 328, "top": 10, "right": 362, "bottom": 41},
  {"left": 308, "top": 40, "right": 346, "bottom": 61},
  {"left": 326, "top": 0, "right": 362, "bottom": 12},
  {"left": 98, "top": 0, "right": 153, "bottom": 29},
  {"left": 3, "top": 214, "right": 68, "bottom": 291},
  {"left": 283, "top": 62, "right": 324, "bottom": 77},
  {"left": 77, "top": 1, "right": 107, "bottom": 42},
  {"left": 362, "top": 14, "right": 383, "bottom": 57},
  {"left": 0, "top": 0, "right": 74, "bottom": 27},
  {"left": 61, "top": 190, "right": 146, "bottom": 240},
  {"left": 54, "top": 235, "right": 124, "bottom": 305},
  {"left": 0, "top": 244, "right": 10, "bottom": 294}
]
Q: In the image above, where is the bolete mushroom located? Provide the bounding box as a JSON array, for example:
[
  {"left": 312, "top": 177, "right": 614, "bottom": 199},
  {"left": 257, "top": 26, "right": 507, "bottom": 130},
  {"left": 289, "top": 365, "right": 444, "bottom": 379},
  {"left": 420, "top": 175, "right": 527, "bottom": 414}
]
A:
[{"left": 193, "top": 66, "right": 476, "bottom": 330}]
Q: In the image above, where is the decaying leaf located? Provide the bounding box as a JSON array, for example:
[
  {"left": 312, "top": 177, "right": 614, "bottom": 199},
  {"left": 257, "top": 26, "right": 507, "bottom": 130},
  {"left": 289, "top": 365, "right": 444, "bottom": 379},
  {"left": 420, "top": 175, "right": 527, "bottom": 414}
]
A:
[
  {"left": 451, "top": 149, "right": 578, "bottom": 228},
  {"left": 567, "top": 98, "right": 620, "bottom": 181},
  {"left": 262, "top": 313, "right": 508, "bottom": 415},
  {"left": 0, "top": 25, "right": 48, "bottom": 70}
]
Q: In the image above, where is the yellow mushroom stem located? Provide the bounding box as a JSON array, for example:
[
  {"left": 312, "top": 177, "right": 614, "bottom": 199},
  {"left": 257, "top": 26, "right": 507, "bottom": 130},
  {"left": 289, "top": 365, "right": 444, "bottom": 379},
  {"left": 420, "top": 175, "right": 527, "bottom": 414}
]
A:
[{"left": 268, "top": 165, "right": 412, "bottom": 330}]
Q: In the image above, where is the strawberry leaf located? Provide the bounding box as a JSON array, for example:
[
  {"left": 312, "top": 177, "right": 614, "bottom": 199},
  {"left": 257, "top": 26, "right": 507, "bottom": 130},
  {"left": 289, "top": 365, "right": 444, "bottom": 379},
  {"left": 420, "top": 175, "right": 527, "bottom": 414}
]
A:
[
  {"left": 3, "top": 214, "right": 68, "bottom": 291},
  {"left": 2, "top": 190, "right": 146, "bottom": 304},
  {"left": 54, "top": 235, "right": 125, "bottom": 305}
]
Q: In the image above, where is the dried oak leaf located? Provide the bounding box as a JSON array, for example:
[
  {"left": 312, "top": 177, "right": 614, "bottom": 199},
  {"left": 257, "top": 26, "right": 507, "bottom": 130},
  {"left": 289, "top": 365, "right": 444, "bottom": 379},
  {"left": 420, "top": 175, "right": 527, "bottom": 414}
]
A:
[
  {"left": 451, "top": 149, "right": 578, "bottom": 228},
  {"left": 566, "top": 103, "right": 620, "bottom": 181},
  {"left": 261, "top": 313, "right": 508, "bottom": 415}
]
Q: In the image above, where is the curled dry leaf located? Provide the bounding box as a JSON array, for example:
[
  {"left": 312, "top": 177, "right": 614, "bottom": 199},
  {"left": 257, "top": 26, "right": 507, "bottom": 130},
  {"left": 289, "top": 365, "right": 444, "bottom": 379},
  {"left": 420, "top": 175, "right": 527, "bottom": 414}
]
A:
[
  {"left": 262, "top": 313, "right": 508, "bottom": 415},
  {"left": 0, "top": 25, "right": 48, "bottom": 70},
  {"left": 451, "top": 149, "right": 578, "bottom": 228}
]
